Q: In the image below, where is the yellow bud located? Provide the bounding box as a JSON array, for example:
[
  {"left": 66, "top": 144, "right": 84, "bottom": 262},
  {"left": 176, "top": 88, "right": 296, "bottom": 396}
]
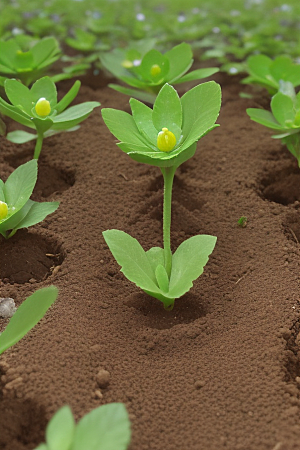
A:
[
  {"left": 122, "top": 59, "right": 133, "bottom": 69},
  {"left": 0, "top": 201, "right": 8, "bottom": 220},
  {"left": 157, "top": 127, "right": 176, "bottom": 152},
  {"left": 150, "top": 64, "right": 161, "bottom": 77},
  {"left": 35, "top": 98, "right": 51, "bottom": 117}
]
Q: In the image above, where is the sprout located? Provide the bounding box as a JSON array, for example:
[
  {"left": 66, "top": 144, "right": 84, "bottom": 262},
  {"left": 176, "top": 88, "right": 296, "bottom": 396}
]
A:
[
  {"left": 157, "top": 127, "right": 176, "bottom": 152},
  {"left": 35, "top": 97, "right": 51, "bottom": 117},
  {"left": 0, "top": 201, "right": 8, "bottom": 220}
]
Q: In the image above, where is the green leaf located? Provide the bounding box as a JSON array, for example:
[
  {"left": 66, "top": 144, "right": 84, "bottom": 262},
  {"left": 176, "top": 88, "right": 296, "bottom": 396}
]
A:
[
  {"left": 101, "top": 108, "right": 148, "bottom": 147},
  {"left": 34, "top": 444, "right": 48, "bottom": 450},
  {"left": 72, "top": 403, "right": 131, "bottom": 450},
  {"left": 180, "top": 81, "right": 221, "bottom": 149},
  {"left": 108, "top": 84, "right": 156, "bottom": 104},
  {"left": 102, "top": 230, "right": 161, "bottom": 294},
  {"left": 13, "top": 50, "right": 34, "bottom": 72},
  {"left": 30, "top": 76, "right": 57, "bottom": 108},
  {"left": 247, "top": 54, "right": 272, "bottom": 80},
  {"left": 152, "top": 84, "right": 182, "bottom": 141},
  {"left": 164, "top": 42, "right": 193, "bottom": 83},
  {"left": 138, "top": 49, "right": 169, "bottom": 84},
  {"left": 6, "top": 130, "right": 37, "bottom": 143},
  {"left": 0, "top": 180, "right": 5, "bottom": 202},
  {"left": 55, "top": 80, "right": 81, "bottom": 114},
  {"left": 271, "top": 92, "right": 295, "bottom": 127},
  {"left": 146, "top": 246, "right": 165, "bottom": 272},
  {"left": 168, "top": 235, "right": 217, "bottom": 298},
  {"left": 31, "top": 37, "right": 60, "bottom": 67},
  {"left": 130, "top": 98, "right": 157, "bottom": 144},
  {"left": 3, "top": 159, "right": 37, "bottom": 212},
  {"left": 0, "top": 286, "right": 58, "bottom": 355},
  {"left": 53, "top": 102, "right": 100, "bottom": 124},
  {"left": 4, "top": 78, "right": 33, "bottom": 114},
  {"left": 246, "top": 108, "right": 284, "bottom": 130},
  {"left": 46, "top": 406, "right": 75, "bottom": 450},
  {"left": 0, "top": 39, "right": 19, "bottom": 70},
  {"left": 100, "top": 49, "right": 132, "bottom": 79},
  {"left": 155, "top": 265, "right": 169, "bottom": 292},
  {"left": 0, "top": 97, "right": 34, "bottom": 128},
  {"left": 173, "top": 67, "right": 219, "bottom": 85}
]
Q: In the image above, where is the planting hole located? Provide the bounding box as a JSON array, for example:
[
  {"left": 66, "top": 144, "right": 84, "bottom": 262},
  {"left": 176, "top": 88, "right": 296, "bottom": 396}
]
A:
[
  {"left": 0, "top": 230, "right": 64, "bottom": 284},
  {"left": 260, "top": 165, "right": 300, "bottom": 205},
  {"left": 125, "top": 292, "right": 208, "bottom": 330}
]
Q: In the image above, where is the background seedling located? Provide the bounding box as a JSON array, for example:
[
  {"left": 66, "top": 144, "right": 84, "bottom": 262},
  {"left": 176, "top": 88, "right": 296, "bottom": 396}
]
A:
[
  {"left": 0, "top": 76, "right": 100, "bottom": 159},
  {"left": 102, "top": 82, "right": 221, "bottom": 310},
  {"left": 0, "top": 159, "right": 59, "bottom": 238}
]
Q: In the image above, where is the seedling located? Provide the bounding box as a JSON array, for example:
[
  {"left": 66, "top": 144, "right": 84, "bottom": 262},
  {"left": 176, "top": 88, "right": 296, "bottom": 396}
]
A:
[
  {"left": 247, "top": 81, "right": 300, "bottom": 167},
  {"left": 0, "top": 159, "right": 59, "bottom": 238},
  {"left": 0, "top": 36, "right": 61, "bottom": 87},
  {"left": 34, "top": 403, "right": 131, "bottom": 450},
  {"left": 242, "top": 54, "right": 300, "bottom": 95},
  {"left": 0, "top": 76, "right": 100, "bottom": 159},
  {"left": 0, "top": 286, "right": 58, "bottom": 355},
  {"left": 100, "top": 42, "right": 219, "bottom": 103},
  {"left": 102, "top": 82, "right": 221, "bottom": 310},
  {"left": 237, "top": 216, "right": 248, "bottom": 228}
]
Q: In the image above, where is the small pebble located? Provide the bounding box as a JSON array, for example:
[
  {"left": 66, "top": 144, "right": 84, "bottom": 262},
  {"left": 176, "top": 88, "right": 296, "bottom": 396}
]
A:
[
  {"left": 194, "top": 380, "right": 206, "bottom": 389},
  {"left": 94, "top": 389, "right": 103, "bottom": 399},
  {"left": 96, "top": 369, "right": 110, "bottom": 388},
  {"left": 0, "top": 298, "right": 17, "bottom": 318}
]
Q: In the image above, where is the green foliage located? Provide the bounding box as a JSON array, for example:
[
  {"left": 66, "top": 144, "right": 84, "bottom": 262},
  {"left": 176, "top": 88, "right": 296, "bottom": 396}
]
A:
[
  {"left": 247, "top": 81, "right": 300, "bottom": 166},
  {"left": 102, "top": 81, "right": 221, "bottom": 168},
  {"left": 35, "top": 403, "right": 131, "bottom": 450},
  {"left": 103, "top": 230, "right": 217, "bottom": 310},
  {"left": 101, "top": 42, "right": 218, "bottom": 102},
  {"left": 242, "top": 54, "right": 300, "bottom": 95},
  {"left": 0, "top": 160, "right": 59, "bottom": 238},
  {"left": 0, "top": 286, "right": 58, "bottom": 355},
  {"left": 237, "top": 216, "right": 248, "bottom": 227},
  {"left": 0, "top": 76, "right": 100, "bottom": 159},
  {"left": 0, "top": 36, "right": 61, "bottom": 86},
  {"left": 102, "top": 82, "right": 221, "bottom": 309}
]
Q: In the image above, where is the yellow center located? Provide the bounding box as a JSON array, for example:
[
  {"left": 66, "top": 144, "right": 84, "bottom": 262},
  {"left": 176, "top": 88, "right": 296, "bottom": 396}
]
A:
[
  {"left": 35, "top": 98, "right": 51, "bottom": 117},
  {"left": 150, "top": 64, "right": 161, "bottom": 77},
  {"left": 122, "top": 59, "right": 134, "bottom": 69},
  {"left": 0, "top": 201, "right": 8, "bottom": 220},
  {"left": 157, "top": 128, "right": 176, "bottom": 152}
]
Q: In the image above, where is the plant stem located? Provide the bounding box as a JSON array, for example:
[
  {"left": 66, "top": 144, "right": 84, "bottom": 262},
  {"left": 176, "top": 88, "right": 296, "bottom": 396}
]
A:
[
  {"left": 161, "top": 166, "right": 176, "bottom": 278},
  {"left": 33, "top": 131, "right": 44, "bottom": 159}
]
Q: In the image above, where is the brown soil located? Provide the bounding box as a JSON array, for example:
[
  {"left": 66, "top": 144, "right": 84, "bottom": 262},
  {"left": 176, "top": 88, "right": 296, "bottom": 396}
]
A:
[{"left": 0, "top": 72, "right": 300, "bottom": 450}]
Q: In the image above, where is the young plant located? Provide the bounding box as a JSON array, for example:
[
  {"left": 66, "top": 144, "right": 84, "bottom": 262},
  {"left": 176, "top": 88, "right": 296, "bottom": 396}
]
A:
[
  {"left": 242, "top": 54, "right": 300, "bottom": 95},
  {"left": 0, "top": 159, "right": 59, "bottom": 238},
  {"left": 0, "top": 286, "right": 58, "bottom": 355},
  {"left": 102, "top": 82, "right": 221, "bottom": 310},
  {"left": 0, "top": 36, "right": 61, "bottom": 87},
  {"left": 0, "top": 76, "right": 100, "bottom": 159},
  {"left": 34, "top": 403, "right": 131, "bottom": 450},
  {"left": 100, "top": 42, "right": 219, "bottom": 103},
  {"left": 247, "top": 81, "right": 300, "bottom": 167}
]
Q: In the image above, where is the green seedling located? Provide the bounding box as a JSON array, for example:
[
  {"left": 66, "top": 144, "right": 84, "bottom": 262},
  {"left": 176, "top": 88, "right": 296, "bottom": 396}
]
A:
[
  {"left": 0, "top": 36, "right": 61, "bottom": 87},
  {"left": 100, "top": 42, "right": 219, "bottom": 103},
  {"left": 34, "top": 403, "right": 131, "bottom": 450},
  {"left": 0, "top": 76, "right": 100, "bottom": 159},
  {"left": 65, "top": 28, "right": 109, "bottom": 53},
  {"left": 237, "top": 216, "right": 248, "bottom": 228},
  {"left": 247, "top": 81, "right": 300, "bottom": 167},
  {"left": 0, "top": 159, "right": 59, "bottom": 238},
  {"left": 102, "top": 81, "right": 221, "bottom": 310},
  {"left": 242, "top": 54, "right": 300, "bottom": 95},
  {"left": 0, "top": 286, "right": 58, "bottom": 355}
]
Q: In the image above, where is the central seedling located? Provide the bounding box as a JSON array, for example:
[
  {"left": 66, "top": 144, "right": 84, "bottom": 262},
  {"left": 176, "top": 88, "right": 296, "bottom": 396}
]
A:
[{"left": 102, "top": 82, "right": 221, "bottom": 310}]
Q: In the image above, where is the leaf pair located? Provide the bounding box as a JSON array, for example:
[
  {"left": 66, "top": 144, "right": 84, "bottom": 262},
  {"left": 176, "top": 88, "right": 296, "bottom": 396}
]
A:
[
  {"left": 102, "top": 81, "right": 221, "bottom": 168},
  {"left": 35, "top": 403, "right": 131, "bottom": 450},
  {"left": 101, "top": 42, "right": 219, "bottom": 103},
  {"left": 247, "top": 81, "right": 300, "bottom": 166},
  {"left": 243, "top": 54, "right": 300, "bottom": 95},
  {"left": 0, "top": 159, "right": 59, "bottom": 238},
  {"left": 0, "top": 76, "right": 100, "bottom": 158},
  {"left": 103, "top": 230, "right": 216, "bottom": 310}
]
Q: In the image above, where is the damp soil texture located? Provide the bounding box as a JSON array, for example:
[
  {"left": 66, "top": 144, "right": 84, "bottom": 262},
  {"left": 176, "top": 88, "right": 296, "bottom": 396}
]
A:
[{"left": 0, "top": 73, "right": 300, "bottom": 450}]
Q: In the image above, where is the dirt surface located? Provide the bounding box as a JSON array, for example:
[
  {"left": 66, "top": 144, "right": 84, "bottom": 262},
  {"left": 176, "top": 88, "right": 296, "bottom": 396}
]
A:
[{"left": 0, "top": 72, "right": 300, "bottom": 450}]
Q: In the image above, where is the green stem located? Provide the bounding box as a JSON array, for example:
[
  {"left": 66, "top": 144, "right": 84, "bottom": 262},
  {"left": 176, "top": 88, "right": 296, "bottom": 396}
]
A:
[
  {"left": 161, "top": 166, "right": 176, "bottom": 278},
  {"left": 33, "top": 131, "right": 44, "bottom": 159}
]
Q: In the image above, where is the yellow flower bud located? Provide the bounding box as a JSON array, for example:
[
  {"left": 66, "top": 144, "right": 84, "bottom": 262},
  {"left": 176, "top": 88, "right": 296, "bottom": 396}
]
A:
[
  {"left": 35, "top": 98, "right": 51, "bottom": 117},
  {"left": 157, "top": 128, "right": 176, "bottom": 152},
  {"left": 122, "top": 60, "right": 133, "bottom": 69},
  {"left": 150, "top": 64, "right": 161, "bottom": 77},
  {"left": 0, "top": 201, "right": 8, "bottom": 220}
]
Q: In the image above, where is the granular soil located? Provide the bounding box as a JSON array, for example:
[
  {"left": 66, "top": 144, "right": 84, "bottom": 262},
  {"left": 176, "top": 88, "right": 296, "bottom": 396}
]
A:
[{"left": 0, "top": 72, "right": 300, "bottom": 450}]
